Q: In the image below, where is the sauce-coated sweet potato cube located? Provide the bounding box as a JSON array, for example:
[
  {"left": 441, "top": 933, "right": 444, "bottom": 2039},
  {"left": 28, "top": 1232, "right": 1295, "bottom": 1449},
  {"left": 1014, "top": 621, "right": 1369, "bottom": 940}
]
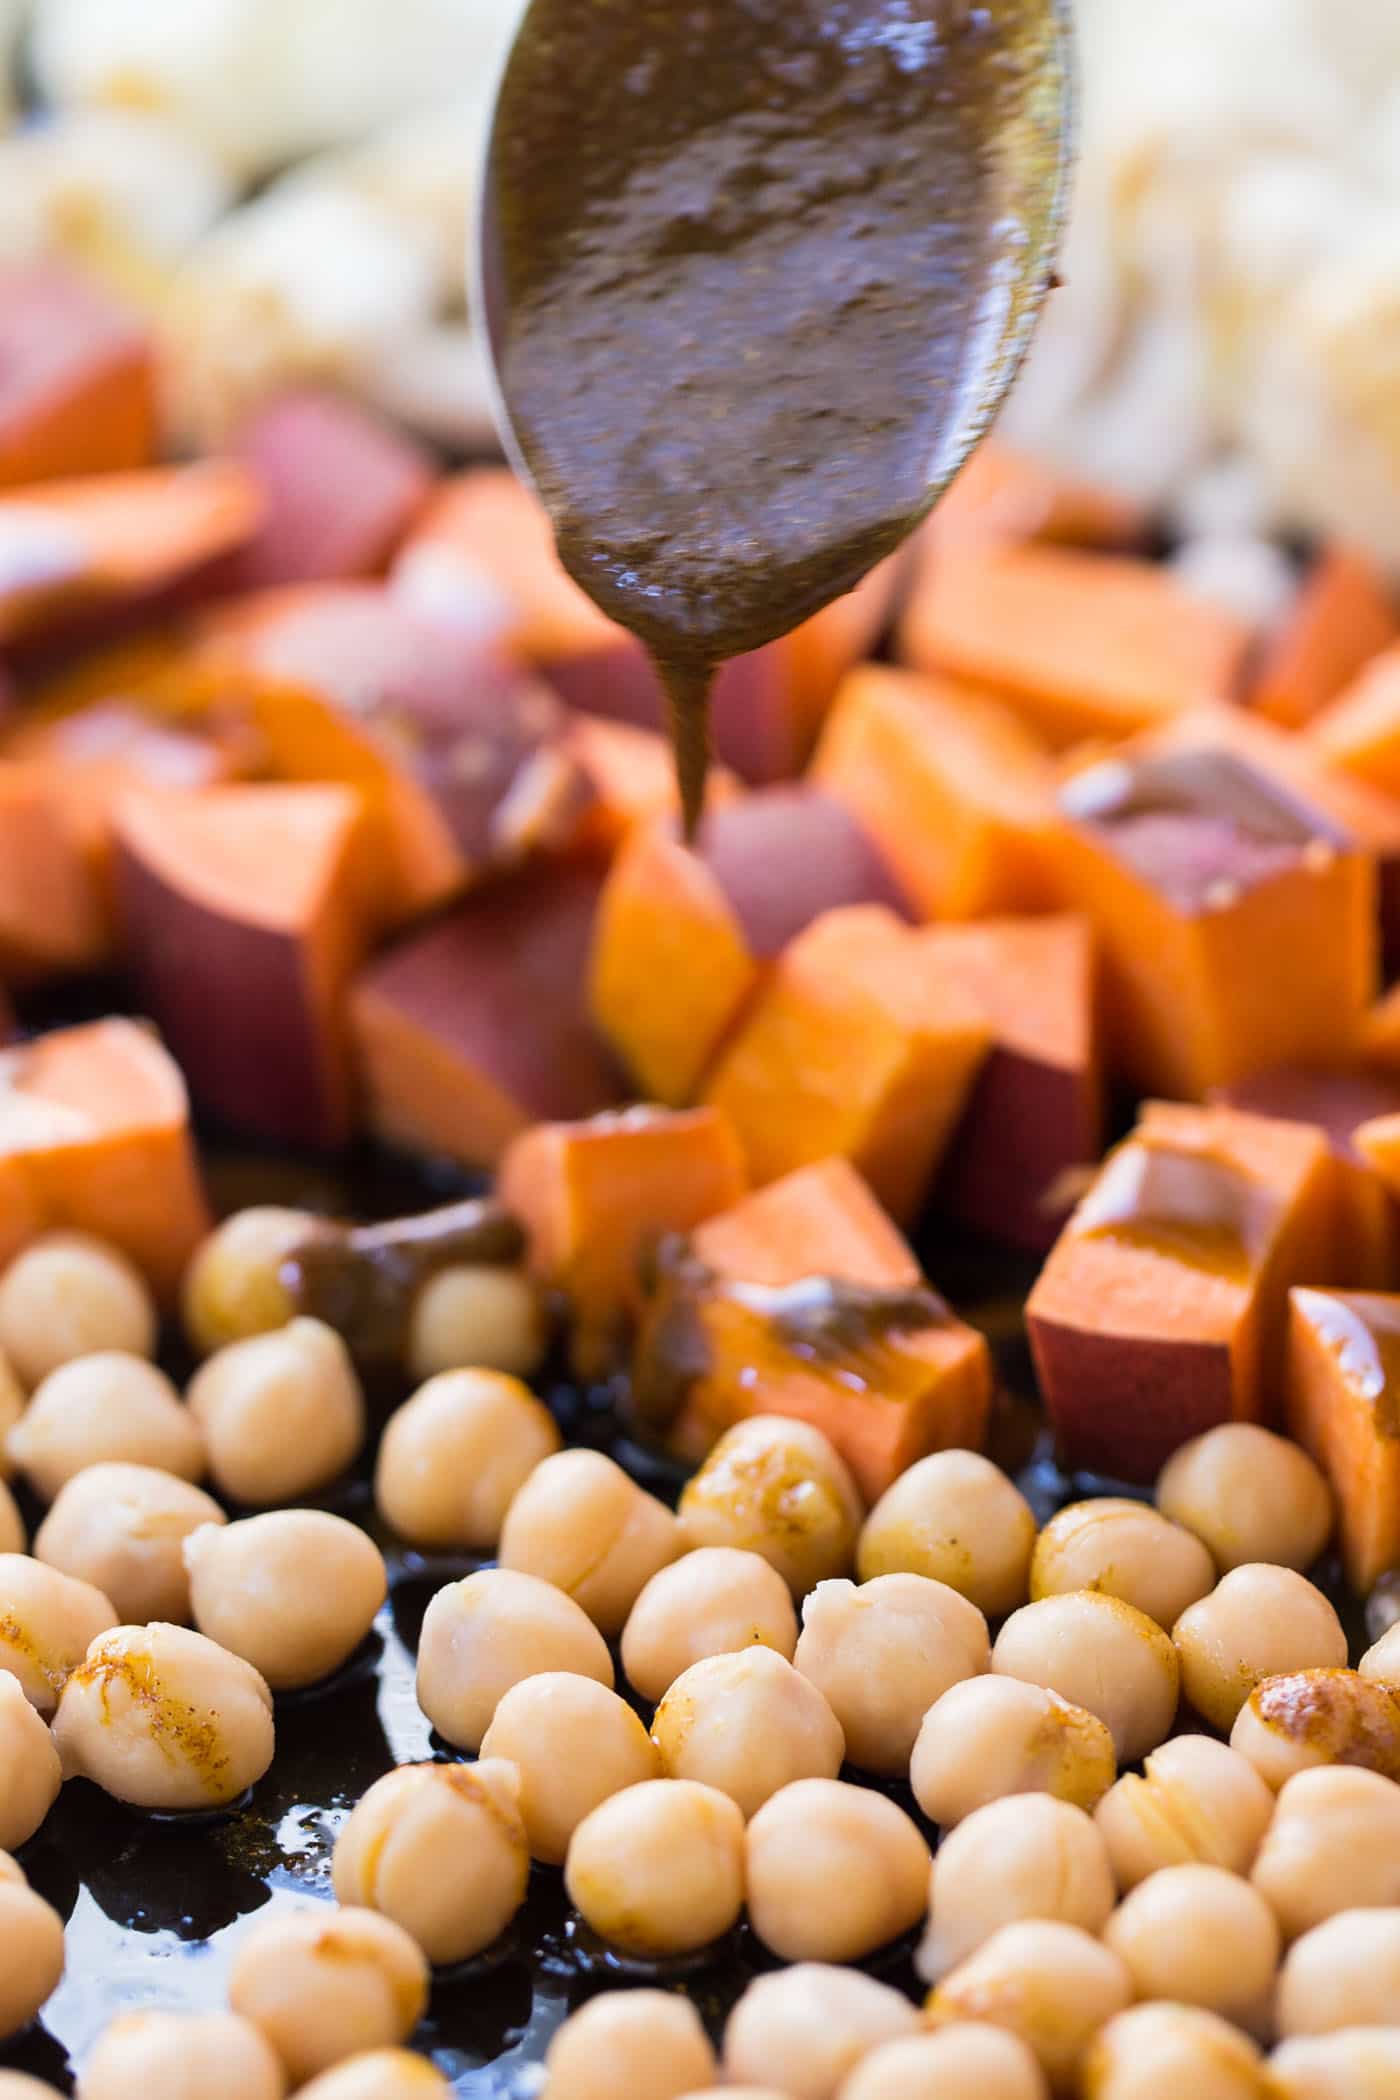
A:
[
  {"left": 703, "top": 906, "right": 990, "bottom": 1226},
  {"left": 634, "top": 1159, "right": 991, "bottom": 1498},
  {"left": 562, "top": 716, "right": 741, "bottom": 852},
  {"left": 899, "top": 542, "right": 1252, "bottom": 747},
  {"left": 1288, "top": 1288, "right": 1400, "bottom": 1593},
  {"left": 0, "top": 265, "right": 157, "bottom": 487},
  {"left": 1251, "top": 547, "right": 1397, "bottom": 730},
  {"left": 925, "top": 916, "right": 1102, "bottom": 1253},
  {"left": 117, "top": 784, "right": 375, "bottom": 1151},
  {"left": 0, "top": 1018, "right": 210, "bottom": 1298},
  {"left": 351, "top": 856, "right": 619, "bottom": 1173},
  {"left": 1042, "top": 748, "right": 1376, "bottom": 1098},
  {"left": 1311, "top": 644, "right": 1400, "bottom": 798},
  {"left": 811, "top": 664, "right": 1057, "bottom": 920},
  {"left": 500, "top": 1105, "right": 747, "bottom": 1377},
  {"left": 1027, "top": 1100, "right": 1335, "bottom": 1482},
  {"left": 0, "top": 762, "right": 106, "bottom": 979}
]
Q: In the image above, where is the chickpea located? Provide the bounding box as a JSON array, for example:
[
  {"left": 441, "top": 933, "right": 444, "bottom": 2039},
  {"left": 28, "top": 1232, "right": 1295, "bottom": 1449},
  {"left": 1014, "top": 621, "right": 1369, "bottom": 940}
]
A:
[
  {"left": 187, "top": 1318, "right": 365, "bottom": 1505},
  {"left": 0, "top": 1670, "right": 61, "bottom": 1851},
  {"left": 0, "top": 2077, "right": 68, "bottom": 2100},
  {"left": 499, "top": 1449, "right": 682, "bottom": 1637},
  {"left": 1157, "top": 1424, "right": 1333, "bottom": 1575},
  {"left": 723, "top": 1966, "right": 921, "bottom": 2100},
  {"left": 542, "top": 1991, "right": 717, "bottom": 2100},
  {"left": 375, "top": 1370, "right": 559, "bottom": 1552},
  {"left": 296, "top": 2053, "right": 450, "bottom": 2100},
  {"left": 182, "top": 1208, "right": 309, "bottom": 1355},
  {"left": 856, "top": 1450, "right": 1035, "bottom": 1618},
  {"left": 1252, "top": 1766, "right": 1400, "bottom": 1939},
  {"left": 0, "top": 1350, "right": 22, "bottom": 1477},
  {"left": 1096, "top": 1734, "right": 1275, "bottom": 1890},
  {"left": 1102, "top": 1864, "right": 1279, "bottom": 2028},
  {"left": 415, "top": 1568, "right": 613, "bottom": 1753},
  {"left": 0, "top": 1851, "right": 23, "bottom": 1886},
  {"left": 838, "top": 2025, "right": 1049, "bottom": 2100},
  {"left": 332, "top": 1761, "right": 528, "bottom": 1964},
  {"left": 34, "top": 1464, "right": 224, "bottom": 1625},
  {"left": 745, "top": 1778, "right": 930, "bottom": 1964},
  {"left": 76, "top": 2011, "right": 288, "bottom": 2100},
  {"left": 405, "top": 1265, "right": 545, "bottom": 1383},
  {"left": 925, "top": 1921, "right": 1133, "bottom": 2097},
  {"left": 1030, "top": 1499, "right": 1214, "bottom": 1630},
  {"left": 1081, "top": 2005, "right": 1265, "bottom": 2100},
  {"left": 1358, "top": 1622, "right": 1400, "bottom": 1684},
  {"left": 0, "top": 1233, "right": 156, "bottom": 1388},
  {"left": 564, "top": 1778, "right": 745, "bottom": 1958},
  {"left": 917, "top": 1796, "right": 1114, "bottom": 1983},
  {"left": 621, "top": 1546, "right": 798, "bottom": 1703},
  {"left": 8, "top": 1355, "right": 203, "bottom": 1504},
  {"left": 651, "top": 1648, "right": 844, "bottom": 1817},
  {"left": 479, "top": 1673, "right": 660, "bottom": 1864},
  {"left": 53, "top": 1621, "right": 274, "bottom": 1811},
  {"left": 911, "top": 1675, "right": 1115, "bottom": 1827},
  {"left": 678, "top": 1416, "right": 863, "bottom": 1596},
  {"left": 0, "top": 1552, "right": 117, "bottom": 1714},
  {"left": 0, "top": 1477, "right": 21, "bottom": 1557},
  {"left": 1230, "top": 1669, "right": 1400, "bottom": 1791},
  {"left": 0, "top": 1879, "right": 64, "bottom": 2040},
  {"left": 1269, "top": 2029, "right": 1400, "bottom": 2099},
  {"left": 1276, "top": 1907, "right": 1400, "bottom": 2036},
  {"left": 991, "top": 1591, "right": 1179, "bottom": 1762},
  {"left": 793, "top": 1573, "right": 990, "bottom": 1775},
  {"left": 1173, "top": 1566, "right": 1347, "bottom": 1732},
  {"left": 184, "top": 1511, "right": 386, "bottom": 1691},
  {"left": 228, "top": 1904, "right": 429, "bottom": 2087}
]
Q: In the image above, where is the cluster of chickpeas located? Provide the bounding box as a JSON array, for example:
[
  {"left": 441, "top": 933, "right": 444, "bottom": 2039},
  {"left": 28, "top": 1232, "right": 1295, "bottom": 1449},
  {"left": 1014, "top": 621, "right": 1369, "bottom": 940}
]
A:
[{"left": 5, "top": 1208, "right": 1400, "bottom": 2099}]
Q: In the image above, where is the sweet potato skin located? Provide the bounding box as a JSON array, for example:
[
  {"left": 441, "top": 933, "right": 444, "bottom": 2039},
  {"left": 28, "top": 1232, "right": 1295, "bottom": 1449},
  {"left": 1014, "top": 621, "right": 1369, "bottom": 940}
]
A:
[{"left": 1287, "top": 1287, "right": 1400, "bottom": 1593}]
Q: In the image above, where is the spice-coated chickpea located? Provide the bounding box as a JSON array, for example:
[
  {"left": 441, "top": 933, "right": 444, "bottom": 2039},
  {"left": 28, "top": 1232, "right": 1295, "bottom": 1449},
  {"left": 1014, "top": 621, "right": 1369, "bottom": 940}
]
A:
[
  {"left": 0, "top": 1233, "right": 156, "bottom": 1389},
  {"left": 793, "top": 1573, "right": 990, "bottom": 1775},
  {"left": 564, "top": 1778, "right": 745, "bottom": 1958},
  {"left": 1030, "top": 1498, "right": 1214, "bottom": 1630},
  {"left": 0, "top": 1478, "right": 21, "bottom": 1558},
  {"left": 1102, "top": 1865, "right": 1280, "bottom": 2028},
  {"left": 651, "top": 1647, "right": 844, "bottom": 1817},
  {"left": 184, "top": 1510, "right": 387, "bottom": 1691},
  {"left": 678, "top": 1415, "right": 864, "bottom": 1597},
  {"left": 374, "top": 1370, "right": 560, "bottom": 1551},
  {"left": 1359, "top": 1621, "right": 1400, "bottom": 1683},
  {"left": 910, "top": 1675, "right": 1116, "bottom": 1828},
  {"left": 1251, "top": 1766, "right": 1400, "bottom": 1940},
  {"left": 991, "top": 1590, "right": 1179, "bottom": 1762},
  {"left": 744, "top": 1778, "right": 930, "bottom": 1964},
  {"left": 76, "top": 2011, "right": 288, "bottom": 2100},
  {"left": 925, "top": 1921, "right": 1133, "bottom": 2097},
  {"left": 405, "top": 1264, "right": 546, "bottom": 1383},
  {"left": 723, "top": 1966, "right": 921, "bottom": 2100},
  {"left": 1230, "top": 1668, "right": 1400, "bottom": 1790},
  {"left": 917, "top": 1795, "right": 1115, "bottom": 1983},
  {"left": 855, "top": 1450, "right": 1036, "bottom": 1619},
  {"left": 182, "top": 1208, "right": 310, "bottom": 1355},
  {"left": 1269, "top": 2029, "right": 1400, "bottom": 2099},
  {"left": 1081, "top": 2005, "right": 1265, "bottom": 2100},
  {"left": 480, "top": 1673, "right": 660, "bottom": 1864},
  {"left": 187, "top": 1318, "right": 365, "bottom": 1505},
  {"left": 296, "top": 2052, "right": 451, "bottom": 2100},
  {"left": 228, "top": 1904, "right": 430, "bottom": 2087},
  {"left": 0, "top": 1351, "right": 21, "bottom": 1477},
  {"left": 1095, "top": 1733, "right": 1275, "bottom": 1890},
  {"left": 53, "top": 1621, "right": 274, "bottom": 1811},
  {"left": 837, "top": 2025, "right": 1049, "bottom": 2100},
  {"left": 1276, "top": 1907, "right": 1400, "bottom": 2036},
  {"left": 541, "top": 1990, "right": 718, "bottom": 2100},
  {"left": 1157, "top": 1423, "right": 1333, "bottom": 1575},
  {"left": 415, "top": 1567, "right": 613, "bottom": 1753},
  {"left": 1173, "top": 1566, "right": 1347, "bottom": 1732},
  {"left": 499, "top": 1448, "right": 681, "bottom": 1636},
  {"left": 0, "top": 1669, "right": 61, "bottom": 1852},
  {"left": 0, "top": 1880, "right": 64, "bottom": 2040},
  {"left": 35, "top": 1464, "right": 224, "bottom": 1625},
  {"left": 332, "top": 1760, "right": 529, "bottom": 1964},
  {"left": 621, "top": 1546, "right": 798, "bottom": 1703},
  {"left": 0, "top": 1552, "right": 117, "bottom": 1714},
  {"left": 8, "top": 1355, "right": 203, "bottom": 1504}
]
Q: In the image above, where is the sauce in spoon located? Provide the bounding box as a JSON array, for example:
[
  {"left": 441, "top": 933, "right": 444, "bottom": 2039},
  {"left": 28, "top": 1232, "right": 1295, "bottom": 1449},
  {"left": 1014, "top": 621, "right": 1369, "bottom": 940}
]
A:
[{"left": 480, "top": 0, "right": 1069, "bottom": 830}]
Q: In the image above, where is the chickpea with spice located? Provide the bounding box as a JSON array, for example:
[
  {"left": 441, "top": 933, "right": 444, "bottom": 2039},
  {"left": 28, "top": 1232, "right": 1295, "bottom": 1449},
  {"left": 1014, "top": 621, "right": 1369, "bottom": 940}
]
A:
[
  {"left": 1095, "top": 1733, "right": 1275, "bottom": 1890},
  {"left": 184, "top": 1510, "right": 387, "bottom": 1691},
  {"left": 333, "top": 1761, "right": 529, "bottom": 1964},
  {"left": 745, "top": 1778, "right": 929, "bottom": 1963},
  {"left": 991, "top": 1590, "right": 1178, "bottom": 1761},
  {"left": 0, "top": 1232, "right": 156, "bottom": 1388},
  {"left": 651, "top": 1647, "right": 843, "bottom": 1817},
  {"left": 917, "top": 1795, "right": 1115, "bottom": 1983},
  {"left": 1029, "top": 1498, "right": 1214, "bottom": 1629},
  {"left": 911, "top": 1675, "right": 1115, "bottom": 1828},
  {"left": 0, "top": 1672, "right": 61, "bottom": 1852},
  {"left": 0, "top": 1552, "right": 117, "bottom": 1714},
  {"left": 1102, "top": 1865, "right": 1280, "bottom": 2030},
  {"left": 723, "top": 1966, "right": 921, "bottom": 2100},
  {"left": 1230, "top": 1668, "right": 1400, "bottom": 1789},
  {"left": 856, "top": 1449, "right": 1036, "bottom": 1618},
  {"left": 621, "top": 1547, "right": 798, "bottom": 1703},
  {"left": 1251, "top": 1765, "right": 1400, "bottom": 1939},
  {"left": 374, "top": 1369, "right": 560, "bottom": 1551},
  {"left": 480, "top": 1673, "right": 660, "bottom": 1863},
  {"left": 35, "top": 1464, "right": 224, "bottom": 1625},
  {"left": 565, "top": 1778, "right": 745, "bottom": 1958},
  {"left": 1157, "top": 1422, "right": 1333, "bottom": 1574},
  {"left": 678, "top": 1415, "right": 863, "bottom": 1596},
  {"left": 415, "top": 1567, "right": 613, "bottom": 1753},
  {"left": 228, "top": 1906, "right": 429, "bottom": 2087},
  {"left": 500, "top": 1448, "right": 681, "bottom": 1635},
  {"left": 1173, "top": 1566, "right": 1347, "bottom": 1731},
  {"left": 8, "top": 1355, "right": 203, "bottom": 1504},
  {"left": 182, "top": 1207, "right": 310, "bottom": 1355},
  {"left": 541, "top": 1991, "right": 718, "bottom": 2100},
  {"left": 792, "top": 1573, "right": 989, "bottom": 1775},
  {"left": 925, "top": 1921, "right": 1132, "bottom": 2097},
  {"left": 1081, "top": 2006, "right": 1266, "bottom": 2100},
  {"left": 76, "top": 2011, "right": 288, "bottom": 2100}
]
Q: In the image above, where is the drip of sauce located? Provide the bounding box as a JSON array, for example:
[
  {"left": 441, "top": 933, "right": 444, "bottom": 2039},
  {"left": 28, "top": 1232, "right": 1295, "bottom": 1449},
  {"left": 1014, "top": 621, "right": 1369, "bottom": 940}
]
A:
[
  {"left": 1073, "top": 1137, "right": 1272, "bottom": 1283},
  {"left": 481, "top": 0, "right": 1069, "bottom": 830},
  {"left": 1295, "top": 1288, "right": 1400, "bottom": 1435}
]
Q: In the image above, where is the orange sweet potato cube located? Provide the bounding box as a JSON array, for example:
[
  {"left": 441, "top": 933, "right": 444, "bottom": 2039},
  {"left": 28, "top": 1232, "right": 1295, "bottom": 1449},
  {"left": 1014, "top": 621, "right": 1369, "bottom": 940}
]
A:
[
  {"left": 1251, "top": 547, "right": 1397, "bottom": 731},
  {"left": 1311, "top": 644, "right": 1400, "bottom": 798},
  {"left": 1027, "top": 1101, "right": 1336, "bottom": 1481},
  {"left": 0, "top": 266, "right": 157, "bottom": 488},
  {"left": 0, "top": 762, "right": 107, "bottom": 979},
  {"left": 703, "top": 906, "right": 990, "bottom": 1225},
  {"left": 926, "top": 441, "right": 1148, "bottom": 552},
  {"left": 1288, "top": 1288, "right": 1400, "bottom": 1593}
]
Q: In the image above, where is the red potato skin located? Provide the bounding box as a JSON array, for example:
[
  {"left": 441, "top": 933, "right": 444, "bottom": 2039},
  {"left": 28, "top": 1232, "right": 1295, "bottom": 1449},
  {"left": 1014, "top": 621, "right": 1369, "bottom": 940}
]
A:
[
  {"left": 701, "top": 787, "right": 911, "bottom": 958},
  {"left": 0, "top": 265, "right": 157, "bottom": 487}
]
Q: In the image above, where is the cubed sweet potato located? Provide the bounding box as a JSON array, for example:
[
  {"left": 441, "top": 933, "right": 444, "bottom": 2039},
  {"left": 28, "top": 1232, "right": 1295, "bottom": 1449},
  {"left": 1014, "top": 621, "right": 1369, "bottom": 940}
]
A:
[
  {"left": 1288, "top": 1287, "right": 1400, "bottom": 1593},
  {"left": 1251, "top": 547, "right": 1397, "bottom": 730},
  {"left": 0, "top": 761, "right": 107, "bottom": 979},
  {"left": 1027, "top": 1100, "right": 1336, "bottom": 1481},
  {"left": 117, "top": 783, "right": 375, "bottom": 1150},
  {"left": 500, "top": 1105, "right": 747, "bottom": 1377},
  {"left": 1310, "top": 644, "right": 1400, "bottom": 798},
  {"left": 561, "top": 715, "right": 741, "bottom": 853},
  {"left": 0, "top": 265, "right": 157, "bottom": 488},
  {"left": 926, "top": 441, "right": 1148, "bottom": 552}
]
